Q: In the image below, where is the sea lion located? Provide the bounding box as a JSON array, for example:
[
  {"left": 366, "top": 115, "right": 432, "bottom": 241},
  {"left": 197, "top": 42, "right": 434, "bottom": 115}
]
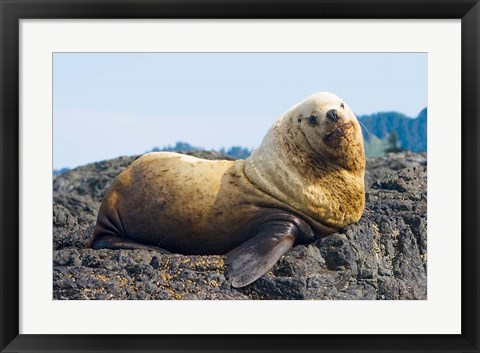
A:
[{"left": 88, "top": 92, "right": 365, "bottom": 288}]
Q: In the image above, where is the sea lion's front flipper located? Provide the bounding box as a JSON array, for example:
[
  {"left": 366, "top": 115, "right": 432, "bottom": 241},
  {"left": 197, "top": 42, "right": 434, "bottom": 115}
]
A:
[{"left": 225, "top": 221, "right": 297, "bottom": 288}]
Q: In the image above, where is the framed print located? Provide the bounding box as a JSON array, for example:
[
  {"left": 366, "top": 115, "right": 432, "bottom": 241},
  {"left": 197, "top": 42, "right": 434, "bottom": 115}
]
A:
[{"left": 1, "top": 0, "right": 479, "bottom": 352}]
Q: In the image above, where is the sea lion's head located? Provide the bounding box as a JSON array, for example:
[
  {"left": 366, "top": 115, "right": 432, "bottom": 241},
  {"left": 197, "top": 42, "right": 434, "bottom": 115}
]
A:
[
  {"left": 245, "top": 92, "right": 365, "bottom": 228},
  {"left": 289, "top": 92, "right": 365, "bottom": 172}
]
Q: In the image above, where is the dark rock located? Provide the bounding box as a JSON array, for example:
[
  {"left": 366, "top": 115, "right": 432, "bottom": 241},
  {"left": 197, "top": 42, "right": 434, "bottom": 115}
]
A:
[
  {"left": 246, "top": 276, "right": 307, "bottom": 300},
  {"left": 53, "top": 151, "right": 427, "bottom": 300},
  {"left": 319, "top": 234, "right": 358, "bottom": 274},
  {"left": 364, "top": 151, "right": 427, "bottom": 190}
]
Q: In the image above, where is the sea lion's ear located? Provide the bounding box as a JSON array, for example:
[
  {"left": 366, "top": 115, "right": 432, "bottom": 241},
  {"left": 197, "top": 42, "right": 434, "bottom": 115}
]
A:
[{"left": 225, "top": 223, "right": 296, "bottom": 288}]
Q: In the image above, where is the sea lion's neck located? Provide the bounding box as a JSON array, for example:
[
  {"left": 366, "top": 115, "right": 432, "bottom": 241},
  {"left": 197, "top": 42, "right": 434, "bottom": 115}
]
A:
[{"left": 244, "top": 117, "right": 365, "bottom": 228}]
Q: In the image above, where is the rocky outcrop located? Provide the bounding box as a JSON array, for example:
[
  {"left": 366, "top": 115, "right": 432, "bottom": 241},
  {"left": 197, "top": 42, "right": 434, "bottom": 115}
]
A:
[{"left": 53, "top": 151, "right": 427, "bottom": 300}]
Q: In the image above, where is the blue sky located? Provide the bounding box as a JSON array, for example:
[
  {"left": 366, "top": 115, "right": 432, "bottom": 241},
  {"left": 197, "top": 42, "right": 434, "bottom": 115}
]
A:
[{"left": 53, "top": 53, "right": 427, "bottom": 169}]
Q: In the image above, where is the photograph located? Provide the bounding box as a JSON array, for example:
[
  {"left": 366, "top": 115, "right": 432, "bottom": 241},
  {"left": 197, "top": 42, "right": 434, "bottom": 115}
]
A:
[
  {"left": 1, "top": 0, "right": 478, "bottom": 350},
  {"left": 52, "top": 52, "right": 428, "bottom": 300}
]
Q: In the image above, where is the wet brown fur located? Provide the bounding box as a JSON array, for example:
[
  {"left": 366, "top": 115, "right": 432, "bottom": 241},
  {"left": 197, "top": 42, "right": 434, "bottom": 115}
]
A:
[{"left": 90, "top": 153, "right": 335, "bottom": 255}]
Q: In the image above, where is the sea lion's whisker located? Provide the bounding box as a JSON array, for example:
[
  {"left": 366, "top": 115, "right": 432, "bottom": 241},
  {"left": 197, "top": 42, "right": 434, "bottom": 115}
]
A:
[{"left": 358, "top": 120, "right": 371, "bottom": 140}]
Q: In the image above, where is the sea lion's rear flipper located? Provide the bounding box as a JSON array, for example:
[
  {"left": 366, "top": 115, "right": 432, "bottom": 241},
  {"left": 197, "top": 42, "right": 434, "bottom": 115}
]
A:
[
  {"left": 90, "top": 234, "right": 170, "bottom": 253},
  {"left": 225, "top": 222, "right": 297, "bottom": 288}
]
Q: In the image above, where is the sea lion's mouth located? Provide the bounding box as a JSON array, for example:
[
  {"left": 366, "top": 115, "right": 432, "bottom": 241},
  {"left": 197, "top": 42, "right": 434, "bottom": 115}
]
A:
[{"left": 324, "top": 121, "right": 353, "bottom": 141}]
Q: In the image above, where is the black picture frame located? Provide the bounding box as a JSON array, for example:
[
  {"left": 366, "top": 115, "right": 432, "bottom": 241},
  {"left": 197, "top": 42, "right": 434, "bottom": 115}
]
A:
[{"left": 1, "top": 1, "right": 479, "bottom": 352}]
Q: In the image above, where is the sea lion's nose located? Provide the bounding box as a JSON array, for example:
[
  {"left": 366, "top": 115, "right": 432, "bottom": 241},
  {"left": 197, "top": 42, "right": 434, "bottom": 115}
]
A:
[{"left": 326, "top": 109, "right": 339, "bottom": 122}]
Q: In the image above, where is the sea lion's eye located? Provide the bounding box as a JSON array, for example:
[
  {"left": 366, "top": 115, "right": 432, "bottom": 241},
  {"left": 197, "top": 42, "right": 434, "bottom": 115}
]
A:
[
  {"left": 309, "top": 115, "right": 317, "bottom": 124},
  {"left": 340, "top": 102, "right": 345, "bottom": 109}
]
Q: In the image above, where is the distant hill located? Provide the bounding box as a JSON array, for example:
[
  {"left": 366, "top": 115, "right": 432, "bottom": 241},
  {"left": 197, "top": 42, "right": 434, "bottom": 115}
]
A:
[
  {"left": 152, "top": 142, "right": 252, "bottom": 160},
  {"left": 359, "top": 108, "right": 427, "bottom": 154},
  {"left": 53, "top": 167, "right": 71, "bottom": 175}
]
